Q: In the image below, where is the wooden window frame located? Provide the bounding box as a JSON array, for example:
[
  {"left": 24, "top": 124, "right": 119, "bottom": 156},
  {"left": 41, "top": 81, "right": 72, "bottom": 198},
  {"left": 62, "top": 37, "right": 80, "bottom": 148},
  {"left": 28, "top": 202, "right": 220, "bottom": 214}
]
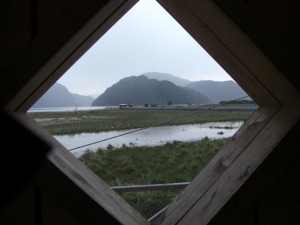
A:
[{"left": 6, "top": 0, "right": 300, "bottom": 225}]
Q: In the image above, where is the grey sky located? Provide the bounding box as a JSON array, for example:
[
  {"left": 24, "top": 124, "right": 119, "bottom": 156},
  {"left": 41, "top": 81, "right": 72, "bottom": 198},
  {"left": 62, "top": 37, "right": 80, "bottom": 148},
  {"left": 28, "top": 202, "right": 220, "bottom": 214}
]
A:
[{"left": 58, "top": 0, "right": 232, "bottom": 96}]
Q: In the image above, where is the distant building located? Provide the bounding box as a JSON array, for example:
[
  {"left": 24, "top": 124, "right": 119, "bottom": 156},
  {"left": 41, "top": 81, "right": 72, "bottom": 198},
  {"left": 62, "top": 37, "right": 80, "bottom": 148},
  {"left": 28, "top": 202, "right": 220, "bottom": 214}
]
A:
[{"left": 119, "top": 104, "right": 127, "bottom": 109}]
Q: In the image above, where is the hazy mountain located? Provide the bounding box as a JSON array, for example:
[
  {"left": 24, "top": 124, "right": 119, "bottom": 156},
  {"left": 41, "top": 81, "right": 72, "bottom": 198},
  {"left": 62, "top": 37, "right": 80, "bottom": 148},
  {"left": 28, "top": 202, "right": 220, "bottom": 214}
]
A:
[
  {"left": 142, "top": 72, "right": 250, "bottom": 103},
  {"left": 186, "top": 80, "right": 249, "bottom": 103},
  {"left": 143, "top": 72, "right": 191, "bottom": 87},
  {"left": 72, "top": 93, "right": 94, "bottom": 106},
  {"left": 92, "top": 75, "right": 211, "bottom": 106},
  {"left": 32, "top": 83, "right": 94, "bottom": 107}
]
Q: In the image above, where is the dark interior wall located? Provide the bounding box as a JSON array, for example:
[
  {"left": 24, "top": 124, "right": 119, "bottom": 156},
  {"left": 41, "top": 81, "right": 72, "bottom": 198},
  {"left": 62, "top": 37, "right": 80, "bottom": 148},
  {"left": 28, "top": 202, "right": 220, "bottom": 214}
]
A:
[
  {"left": 0, "top": 183, "right": 36, "bottom": 225},
  {"left": 0, "top": 110, "right": 123, "bottom": 224},
  {"left": 213, "top": 0, "right": 300, "bottom": 91},
  {"left": 0, "top": 1, "right": 32, "bottom": 69},
  {"left": 0, "top": 149, "right": 121, "bottom": 225},
  {"left": 0, "top": 179, "right": 119, "bottom": 225},
  {"left": 0, "top": 0, "right": 110, "bottom": 108}
]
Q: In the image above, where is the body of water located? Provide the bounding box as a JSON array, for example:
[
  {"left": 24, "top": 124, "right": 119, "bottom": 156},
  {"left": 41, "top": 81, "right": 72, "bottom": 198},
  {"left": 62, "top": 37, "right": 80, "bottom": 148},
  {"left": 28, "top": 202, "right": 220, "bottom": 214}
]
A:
[
  {"left": 27, "top": 106, "right": 117, "bottom": 113},
  {"left": 27, "top": 105, "right": 258, "bottom": 113},
  {"left": 54, "top": 121, "right": 243, "bottom": 157}
]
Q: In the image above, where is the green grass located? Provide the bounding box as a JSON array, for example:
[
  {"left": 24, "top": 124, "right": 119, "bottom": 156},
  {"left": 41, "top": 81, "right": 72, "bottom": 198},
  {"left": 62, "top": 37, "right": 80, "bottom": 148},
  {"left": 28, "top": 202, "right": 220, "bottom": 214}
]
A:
[
  {"left": 79, "top": 138, "right": 228, "bottom": 218},
  {"left": 28, "top": 108, "right": 253, "bottom": 218},
  {"left": 28, "top": 109, "right": 253, "bottom": 135}
]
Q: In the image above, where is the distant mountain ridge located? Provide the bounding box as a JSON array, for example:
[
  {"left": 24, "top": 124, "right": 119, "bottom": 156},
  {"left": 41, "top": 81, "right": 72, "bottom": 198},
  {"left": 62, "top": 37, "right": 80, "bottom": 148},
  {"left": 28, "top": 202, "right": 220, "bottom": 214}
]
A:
[
  {"left": 92, "top": 75, "right": 211, "bottom": 106},
  {"left": 32, "top": 72, "right": 250, "bottom": 108},
  {"left": 72, "top": 93, "right": 95, "bottom": 107},
  {"left": 143, "top": 72, "right": 191, "bottom": 86},
  {"left": 32, "top": 83, "right": 94, "bottom": 108},
  {"left": 142, "top": 72, "right": 249, "bottom": 103},
  {"left": 186, "top": 80, "right": 249, "bottom": 103}
]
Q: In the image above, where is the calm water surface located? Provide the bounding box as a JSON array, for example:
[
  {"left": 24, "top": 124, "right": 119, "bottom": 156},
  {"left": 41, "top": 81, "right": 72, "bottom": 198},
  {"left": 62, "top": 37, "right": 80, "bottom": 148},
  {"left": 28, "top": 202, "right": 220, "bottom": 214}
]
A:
[
  {"left": 27, "top": 106, "right": 113, "bottom": 112},
  {"left": 54, "top": 121, "right": 243, "bottom": 157}
]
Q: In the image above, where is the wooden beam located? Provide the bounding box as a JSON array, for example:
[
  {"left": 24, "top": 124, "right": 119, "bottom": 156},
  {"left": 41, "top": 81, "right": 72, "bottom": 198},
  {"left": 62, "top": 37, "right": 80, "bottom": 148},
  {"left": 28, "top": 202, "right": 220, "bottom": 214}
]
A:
[
  {"left": 177, "top": 106, "right": 300, "bottom": 225},
  {"left": 152, "top": 106, "right": 277, "bottom": 224},
  {"left": 5, "top": 0, "right": 138, "bottom": 112},
  {"left": 111, "top": 182, "right": 190, "bottom": 194},
  {"left": 155, "top": 106, "right": 299, "bottom": 225},
  {"left": 13, "top": 113, "right": 150, "bottom": 225},
  {"left": 157, "top": 0, "right": 300, "bottom": 106},
  {"left": 207, "top": 120, "right": 300, "bottom": 225}
]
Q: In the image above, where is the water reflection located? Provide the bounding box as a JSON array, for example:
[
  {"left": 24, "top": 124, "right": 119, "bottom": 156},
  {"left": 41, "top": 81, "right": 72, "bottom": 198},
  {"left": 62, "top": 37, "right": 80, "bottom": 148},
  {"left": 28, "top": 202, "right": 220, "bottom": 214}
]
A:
[{"left": 54, "top": 121, "right": 243, "bottom": 157}]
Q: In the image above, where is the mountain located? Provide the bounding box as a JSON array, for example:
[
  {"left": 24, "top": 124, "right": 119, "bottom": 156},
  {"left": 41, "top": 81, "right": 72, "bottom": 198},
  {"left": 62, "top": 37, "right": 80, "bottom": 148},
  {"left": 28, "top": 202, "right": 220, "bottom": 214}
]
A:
[
  {"left": 143, "top": 72, "right": 250, "bottom": 103},
  {"left": 143, "top": 72, "right": 191, "bottom": 87},
  {"left": 92, "top": 75, "right": 211, "bottom": 106},
  {"left": 72, "top": 93, "right": 94, "bottom": 106},
  {"left": 186, "top": 80, "right": 249, "bottom": 103},
  {"left": 32, "top": 83, "right": 94, "bottom": 107}
]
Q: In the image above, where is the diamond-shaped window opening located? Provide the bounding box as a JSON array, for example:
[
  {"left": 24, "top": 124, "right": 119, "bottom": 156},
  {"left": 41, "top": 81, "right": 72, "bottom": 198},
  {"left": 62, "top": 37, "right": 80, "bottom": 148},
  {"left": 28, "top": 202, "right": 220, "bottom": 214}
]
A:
[
  {"left": 25, "top": 0, "right": 258, "bottom": 221},
  {"left": 7, "top": 0, "right": 298, "bottom": 221}
]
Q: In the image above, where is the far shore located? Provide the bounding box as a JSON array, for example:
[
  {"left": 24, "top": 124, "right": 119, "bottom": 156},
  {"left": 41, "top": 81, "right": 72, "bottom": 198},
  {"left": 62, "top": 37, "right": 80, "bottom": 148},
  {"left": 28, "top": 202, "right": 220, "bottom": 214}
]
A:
[{"left": 28, "top": 109, "right": 254, "bottom": 135}]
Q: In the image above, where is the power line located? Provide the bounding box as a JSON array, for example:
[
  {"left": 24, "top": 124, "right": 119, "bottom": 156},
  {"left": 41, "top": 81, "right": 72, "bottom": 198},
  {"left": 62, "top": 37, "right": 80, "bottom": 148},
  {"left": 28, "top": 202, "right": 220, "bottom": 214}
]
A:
[{"left": 68, "top": 95, "right": 250, "bottom": 152}]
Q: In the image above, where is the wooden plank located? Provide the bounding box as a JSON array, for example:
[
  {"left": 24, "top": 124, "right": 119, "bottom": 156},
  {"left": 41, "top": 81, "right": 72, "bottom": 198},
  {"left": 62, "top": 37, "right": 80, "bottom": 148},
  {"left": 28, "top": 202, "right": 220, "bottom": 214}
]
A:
[
  {"left": 13, "top": 113, "right": 150, "bottom": 225},
  {"left": 176, "top": 106, "right": 300, "bottom": 225},
  {"left": 5, "top": 0, "right": 138, "bottom": 112},
  {"left": 207, "top": 120, "right": 300, "bottom": 225},
  {"left": 149, "top": 205, "right": 170, "bottom": 223},
  {"left": 153, "top": 106, "right": 279, "bottom": 225},
  {"left": 111, "top": 182, "right": 190, "bottom": 193},
  {"left": 184, "top": 0, "right": 300, "bottom": 105},
  {"left": 157, "top": 0, "right": 300, "bottom": 106}
]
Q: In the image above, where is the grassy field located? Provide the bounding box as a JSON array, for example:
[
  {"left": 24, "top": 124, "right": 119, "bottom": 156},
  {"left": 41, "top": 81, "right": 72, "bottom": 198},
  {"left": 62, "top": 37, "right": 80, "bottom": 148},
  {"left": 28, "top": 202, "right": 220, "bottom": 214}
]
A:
[
  {"left": 28, "top": 109, "right": 253, "bottom": 135},
  {"left": 80, "top": 138, "right": 228, "bottom": 219},
  {"left": 28, "top": 108, "right": 253, "bottom": 218}
]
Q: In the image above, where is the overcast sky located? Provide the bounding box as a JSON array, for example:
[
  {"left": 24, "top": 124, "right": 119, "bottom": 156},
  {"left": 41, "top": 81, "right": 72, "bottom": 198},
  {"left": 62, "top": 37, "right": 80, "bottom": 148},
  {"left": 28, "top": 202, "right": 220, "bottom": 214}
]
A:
[{"left": 58, "top": 0, "right": 232, "bottom": 97}]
